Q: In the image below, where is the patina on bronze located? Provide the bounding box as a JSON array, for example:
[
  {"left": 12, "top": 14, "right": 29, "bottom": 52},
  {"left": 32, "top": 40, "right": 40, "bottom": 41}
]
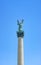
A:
[{"left": 17, "top": 19, "right": 24, "bottom": 37}]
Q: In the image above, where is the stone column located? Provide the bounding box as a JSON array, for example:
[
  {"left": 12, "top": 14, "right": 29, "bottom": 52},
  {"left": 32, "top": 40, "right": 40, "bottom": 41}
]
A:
[
  {"left": 17, "top": 20, "right": 24, "bottom": 65},
  {"left": 18, "top": 37, "right": 24, "bottom": 65}
]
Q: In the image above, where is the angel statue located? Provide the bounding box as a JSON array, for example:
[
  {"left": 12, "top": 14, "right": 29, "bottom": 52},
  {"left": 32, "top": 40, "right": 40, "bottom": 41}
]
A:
[{"left": 17, "top": 19, "right": 24, "bottom": 32}]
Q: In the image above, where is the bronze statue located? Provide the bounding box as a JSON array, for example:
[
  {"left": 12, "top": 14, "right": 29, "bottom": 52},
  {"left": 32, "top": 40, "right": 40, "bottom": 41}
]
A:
[{"left": 17, "top": 19, "right": 24, "bottom": 32}]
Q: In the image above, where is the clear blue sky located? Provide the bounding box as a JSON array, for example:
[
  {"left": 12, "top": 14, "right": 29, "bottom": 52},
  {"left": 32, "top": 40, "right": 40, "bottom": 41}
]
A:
[{"left": 0, "top": 0, "right": 41, "bottom": 65}]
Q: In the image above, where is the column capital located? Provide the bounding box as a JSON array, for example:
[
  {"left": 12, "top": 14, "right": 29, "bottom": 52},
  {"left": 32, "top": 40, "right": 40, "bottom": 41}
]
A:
[{"left": 17, "top": 31, "right": 24, "bottom": 38}]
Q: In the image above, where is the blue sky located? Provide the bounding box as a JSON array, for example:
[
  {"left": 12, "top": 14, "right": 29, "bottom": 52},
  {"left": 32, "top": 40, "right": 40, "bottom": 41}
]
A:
[{"left": 0, "top": 0, "right": 41, "bottom": 65}]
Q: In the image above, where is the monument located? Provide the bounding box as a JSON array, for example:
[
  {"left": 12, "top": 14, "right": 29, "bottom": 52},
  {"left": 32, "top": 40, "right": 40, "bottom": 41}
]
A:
[{"left": 17, "top": 19, "right": 24, "bottom": 65}]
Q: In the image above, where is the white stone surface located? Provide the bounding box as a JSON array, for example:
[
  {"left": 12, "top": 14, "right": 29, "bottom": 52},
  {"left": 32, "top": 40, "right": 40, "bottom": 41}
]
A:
[{"left": 18, "top": 37, "right": 24, "bottom": 65}]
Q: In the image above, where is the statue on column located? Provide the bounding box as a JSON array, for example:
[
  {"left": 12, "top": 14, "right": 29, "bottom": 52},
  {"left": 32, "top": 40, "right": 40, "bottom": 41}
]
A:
[{"left": 17, "top": 19, "right": 24, "bottom": 32}]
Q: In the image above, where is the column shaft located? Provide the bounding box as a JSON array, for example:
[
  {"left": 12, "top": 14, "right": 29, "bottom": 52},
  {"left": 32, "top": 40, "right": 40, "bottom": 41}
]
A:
[{"left": 18, "top": 37, "right": 24, "bottom": 65}]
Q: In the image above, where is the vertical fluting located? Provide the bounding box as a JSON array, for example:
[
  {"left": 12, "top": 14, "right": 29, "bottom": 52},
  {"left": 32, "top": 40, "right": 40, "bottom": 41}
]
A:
[{"left": 18, "top": 37, "right": 24, "bottom": 65}]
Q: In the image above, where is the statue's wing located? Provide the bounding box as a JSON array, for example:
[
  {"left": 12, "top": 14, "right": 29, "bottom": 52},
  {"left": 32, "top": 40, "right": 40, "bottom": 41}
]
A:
[
  {"left": 17, "top": 20, "right": 19, "bottom": 25},
  {"left": 22, "top": 19, "right": 24, "bottom": 23}
]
